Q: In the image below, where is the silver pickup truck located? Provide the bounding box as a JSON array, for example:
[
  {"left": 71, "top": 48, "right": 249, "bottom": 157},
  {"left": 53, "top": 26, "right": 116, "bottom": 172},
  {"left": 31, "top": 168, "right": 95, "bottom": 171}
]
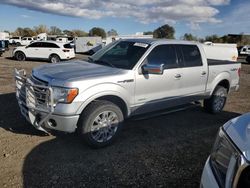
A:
[{"left": 15, "top": 39, "right": 241, "bottom": 148}]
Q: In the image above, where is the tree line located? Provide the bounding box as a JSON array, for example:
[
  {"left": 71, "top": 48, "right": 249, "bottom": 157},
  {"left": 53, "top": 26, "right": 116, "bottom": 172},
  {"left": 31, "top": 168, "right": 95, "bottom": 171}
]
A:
[
  {"left": 6, "top": 24, "right": 250, "bottom": 45},
  {"left": 8, "top": 25, "right": 118, "bottom": 38},
  {"left": 148, "top": 25, "right": 250, "bottom": 46}
]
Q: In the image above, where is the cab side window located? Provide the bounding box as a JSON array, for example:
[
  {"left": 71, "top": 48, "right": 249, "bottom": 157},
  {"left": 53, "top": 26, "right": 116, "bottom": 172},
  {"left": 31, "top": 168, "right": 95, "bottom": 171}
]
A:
[
  {"left": 146, "top": 45, "right": 178, "bottom": 69},
  {"left": 180, "top": 45, "right": 202, "bottom": 67}
]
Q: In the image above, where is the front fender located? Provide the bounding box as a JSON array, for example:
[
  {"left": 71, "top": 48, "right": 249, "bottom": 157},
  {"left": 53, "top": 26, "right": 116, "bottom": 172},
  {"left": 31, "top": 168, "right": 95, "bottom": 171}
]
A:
[{"left": 75, "top": 83, "right": 132, "bottom": 115}]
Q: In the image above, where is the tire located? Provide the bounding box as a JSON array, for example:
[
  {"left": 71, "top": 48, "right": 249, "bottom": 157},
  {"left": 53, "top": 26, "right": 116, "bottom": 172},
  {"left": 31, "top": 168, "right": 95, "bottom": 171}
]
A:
[
  {"left": 246, "top": 56, "right": 250, "bottom": 64},
  {"left": 49, "top": 54, "right": 60, "bottom": 63},
  {"left": 78, "top": 100, "right": 124, "bottom": 148},
  {"left": 204, "top": 86, "right": 228, "bottom": 114},
  {"left": 15, "top": 51, "right": 26, "bottom": 61},
  {"left": 16, "top": 42, "right": 21, "bottom": 46}
]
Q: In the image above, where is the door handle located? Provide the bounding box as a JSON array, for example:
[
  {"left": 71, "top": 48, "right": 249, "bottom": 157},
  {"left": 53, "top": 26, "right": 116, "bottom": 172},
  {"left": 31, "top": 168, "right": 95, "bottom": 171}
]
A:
[
  {"left": 201, "top": 71, "right": 207, "bottom": 75},
  {"left": 174, "top": 74, "right": 182, "bottom": 78}
]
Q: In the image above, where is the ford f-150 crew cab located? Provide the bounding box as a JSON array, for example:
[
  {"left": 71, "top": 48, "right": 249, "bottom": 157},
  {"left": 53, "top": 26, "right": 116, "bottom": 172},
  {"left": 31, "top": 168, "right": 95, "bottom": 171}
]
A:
[{"left": 14, "top": 39, "right": 241, "bottom": 148}]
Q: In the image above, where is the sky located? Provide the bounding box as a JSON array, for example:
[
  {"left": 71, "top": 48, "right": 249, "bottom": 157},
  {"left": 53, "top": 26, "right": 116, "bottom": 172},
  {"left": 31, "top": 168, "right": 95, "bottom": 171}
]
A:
[{"left": 0, "top": 0, "right": 249, "bottom": 38}]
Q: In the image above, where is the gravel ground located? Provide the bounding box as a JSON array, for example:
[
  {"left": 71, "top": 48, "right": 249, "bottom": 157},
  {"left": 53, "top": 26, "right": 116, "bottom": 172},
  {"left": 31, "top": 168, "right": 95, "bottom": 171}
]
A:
[{"left": 0, "top": 47, "right": 249, "bottom": 188}]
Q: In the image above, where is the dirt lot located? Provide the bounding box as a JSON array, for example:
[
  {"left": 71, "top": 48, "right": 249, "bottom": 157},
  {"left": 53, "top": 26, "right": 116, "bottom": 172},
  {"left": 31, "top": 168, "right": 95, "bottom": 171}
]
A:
[{"left": 0, "top": 47, "right": 249, "bottom": 187}]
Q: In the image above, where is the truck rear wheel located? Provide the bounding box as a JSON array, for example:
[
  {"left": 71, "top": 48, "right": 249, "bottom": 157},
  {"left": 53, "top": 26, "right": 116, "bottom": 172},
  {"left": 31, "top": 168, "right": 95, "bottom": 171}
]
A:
[
  {"left": 204, "top": 86, "right": 228, "bottom": 114},
  {"left": 49, "top": 54, "right": 60, "bottom": 63},
  {"left": 78, "top": 100, "right": 124, "bottom": 148}
]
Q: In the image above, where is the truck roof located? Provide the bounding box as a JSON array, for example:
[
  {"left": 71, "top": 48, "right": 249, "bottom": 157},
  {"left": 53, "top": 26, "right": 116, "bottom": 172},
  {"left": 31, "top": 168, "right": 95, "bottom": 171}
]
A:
[{"left": 121, "top": 38, "right": 199, "bottom": 45}]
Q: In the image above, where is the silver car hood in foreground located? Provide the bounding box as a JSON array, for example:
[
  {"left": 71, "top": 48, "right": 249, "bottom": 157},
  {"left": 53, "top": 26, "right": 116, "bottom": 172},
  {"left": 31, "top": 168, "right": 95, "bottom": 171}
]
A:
[
  {"left": 224, "top": 113, "right": 250, "bottom": 162},
  {"left": 32, "top": 60, "right": 122, "bottom": 84}
]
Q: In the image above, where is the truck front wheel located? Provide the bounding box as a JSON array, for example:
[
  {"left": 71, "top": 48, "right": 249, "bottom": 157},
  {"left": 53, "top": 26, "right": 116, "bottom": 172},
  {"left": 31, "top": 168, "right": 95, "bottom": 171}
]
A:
[
  {"left": 78, "top": 100, "right": 124, "bottom": 148},
  {"left": 204, "top": 86, "right": 228, "bottom": 114}
]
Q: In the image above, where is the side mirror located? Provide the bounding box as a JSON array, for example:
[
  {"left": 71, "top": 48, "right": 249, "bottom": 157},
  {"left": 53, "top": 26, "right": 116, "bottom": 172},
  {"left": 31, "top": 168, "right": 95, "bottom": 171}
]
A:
[{"left": 142, "top": 64, "right": 164, "bottom": 75}]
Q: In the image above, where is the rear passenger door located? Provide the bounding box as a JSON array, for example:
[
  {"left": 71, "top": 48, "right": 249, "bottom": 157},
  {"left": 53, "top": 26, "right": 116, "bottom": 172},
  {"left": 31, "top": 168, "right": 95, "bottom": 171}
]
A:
[
  {"left": 176, "top": 44, "right": 208, "bottom": 96},
  {"left": 40, "top": 42, "right": 60, "bottom": 59}
]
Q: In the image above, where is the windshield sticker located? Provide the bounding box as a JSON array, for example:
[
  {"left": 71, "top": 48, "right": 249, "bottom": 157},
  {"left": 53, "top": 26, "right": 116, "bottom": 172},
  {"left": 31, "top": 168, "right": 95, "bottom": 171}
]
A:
[{"left": 134, "top": 43, "right": 148, "bottom": 48}]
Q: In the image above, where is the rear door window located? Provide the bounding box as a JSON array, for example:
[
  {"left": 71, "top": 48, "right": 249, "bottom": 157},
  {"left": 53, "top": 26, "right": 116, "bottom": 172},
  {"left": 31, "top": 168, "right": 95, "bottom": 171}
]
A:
[
  {"left": 28, "top": 42, "right": 41, "bottom": 48},
  {"left": 40, "top": 42, "right": 60, "bottom": 48},
  {"left": 178, "top": 45, "right": 202, "bottom": 67},
  {"left": 63, "top": 43, "right": 73, "bottom": 49},
  {"left": 146, "top": 45, "right": 178, "bottom": 69}
]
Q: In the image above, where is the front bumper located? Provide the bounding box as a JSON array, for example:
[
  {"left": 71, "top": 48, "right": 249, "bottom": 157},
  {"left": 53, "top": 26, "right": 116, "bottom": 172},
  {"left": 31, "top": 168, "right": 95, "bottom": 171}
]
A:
[
  {"left": 200, "top": 157, "right": 219, "bottom": 188},
  {"left": 14, "top": 69, "right": 79, "bottom": 133}
]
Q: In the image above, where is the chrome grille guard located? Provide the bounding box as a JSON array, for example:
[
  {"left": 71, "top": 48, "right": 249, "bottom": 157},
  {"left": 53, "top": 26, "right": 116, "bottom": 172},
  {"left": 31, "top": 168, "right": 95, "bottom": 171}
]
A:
[{"left": 14, "top": 68, "right": 55, "bottom": 132}]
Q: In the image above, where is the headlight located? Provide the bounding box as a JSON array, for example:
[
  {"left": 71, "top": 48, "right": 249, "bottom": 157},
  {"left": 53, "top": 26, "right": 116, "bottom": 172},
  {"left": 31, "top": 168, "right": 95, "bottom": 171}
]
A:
[
  {"left": 52, "top": 87, "right": 78, "bottom": 103},
  {"left": 210, "top": 127, "right": 240, "bottom": 187}
]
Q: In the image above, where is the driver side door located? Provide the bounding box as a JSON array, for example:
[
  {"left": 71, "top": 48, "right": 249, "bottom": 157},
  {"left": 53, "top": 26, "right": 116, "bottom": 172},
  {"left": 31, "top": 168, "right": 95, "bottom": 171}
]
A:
[{"left": 133, "top": 44, "right": 183, "bottom": 114}]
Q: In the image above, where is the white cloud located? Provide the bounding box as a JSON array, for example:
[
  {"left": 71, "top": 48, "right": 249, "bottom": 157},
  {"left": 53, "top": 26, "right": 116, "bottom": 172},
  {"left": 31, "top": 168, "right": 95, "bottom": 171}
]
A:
[
  {"left": 193, "top": 1, "right": 250, "bottom": 37},
  {"left": 1, "top": 0, "right": 230, "bottom": 27},
  {"left": 21, "top": 14, "right": 30, "bottom": 18}
]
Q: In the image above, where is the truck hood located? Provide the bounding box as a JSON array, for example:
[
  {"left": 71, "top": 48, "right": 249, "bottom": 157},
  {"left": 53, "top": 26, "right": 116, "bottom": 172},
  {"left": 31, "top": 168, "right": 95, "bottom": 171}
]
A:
[
  {"left": 224, "top": 113, "right": 250, "bottom": 162},
  {"left": 32, "top": 60, "right": 122, "bottom": 84}
]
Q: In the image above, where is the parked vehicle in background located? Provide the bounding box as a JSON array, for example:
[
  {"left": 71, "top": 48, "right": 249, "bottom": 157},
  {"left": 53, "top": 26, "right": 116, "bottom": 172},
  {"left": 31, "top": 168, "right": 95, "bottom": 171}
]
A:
[
  {"left": 36, "top": 33, "right": 47, "bottom": 41},
  {"left": 56, "top": 37, "right": 68, "bottom": 43},
  {"left": 237, "top": 46, "right": 250, "bottom": 64},
  {"left": 0, "top": 32, "right": 10, "bottom": 41},
  {"left": 13, "top": 41, "right": 75, "bottom": 63},
  {"left": 9, "top": 36, "right": 22, "bottom": 45},
  {"left": 0, "top": 40, "right": 5, "bottom": 56},
  {"left": 0, "top": 32, "right": 10, "bottom": 51},
  {"left": 239, "top": 45, "right": 250, "bottom": 55},
  {"left": 19, "top": 37, "right": 34, "bottom": 46},
  {"left": 201, "top": 113, "right": 250, "bottom": 188},
  {"left": 74, "top": 37, "right": 102, "bottom": 53},
  {"left": 14, "top": 39, "right": 240, "bottom": 148}
]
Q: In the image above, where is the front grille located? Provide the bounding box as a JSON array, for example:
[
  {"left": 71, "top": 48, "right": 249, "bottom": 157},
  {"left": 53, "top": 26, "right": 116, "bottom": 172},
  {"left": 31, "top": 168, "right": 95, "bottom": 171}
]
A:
[
  {"left": 15, "top": 69, "right": 54, "bottom": 130},
  {"left": 29, "top": 75, "right": 50, "bottom": 107},
  {"left": 15, "top": 70, "right": 54, "bottom": 113}
]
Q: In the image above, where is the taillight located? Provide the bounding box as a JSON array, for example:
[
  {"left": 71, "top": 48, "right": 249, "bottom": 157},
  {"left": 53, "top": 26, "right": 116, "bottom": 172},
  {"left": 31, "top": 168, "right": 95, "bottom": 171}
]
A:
[
  {"left": 238, "top": 68, "right": 241, "bottom": 77},
  {"left": 63, "top": 49, "right": 70, "bottom": 52}
]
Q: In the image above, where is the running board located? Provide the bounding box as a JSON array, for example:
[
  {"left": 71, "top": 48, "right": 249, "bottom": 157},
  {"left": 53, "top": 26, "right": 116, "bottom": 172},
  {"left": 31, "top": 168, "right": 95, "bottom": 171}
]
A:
[{"left": 130, "top": 102, "right": 201, "bottom": 121}]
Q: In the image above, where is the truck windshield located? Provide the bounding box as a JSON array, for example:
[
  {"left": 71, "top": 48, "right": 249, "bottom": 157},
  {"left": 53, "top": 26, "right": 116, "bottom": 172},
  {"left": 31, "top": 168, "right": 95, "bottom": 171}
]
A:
[{"left": 89, "top": 41, "right": 150, "bottom": 69}]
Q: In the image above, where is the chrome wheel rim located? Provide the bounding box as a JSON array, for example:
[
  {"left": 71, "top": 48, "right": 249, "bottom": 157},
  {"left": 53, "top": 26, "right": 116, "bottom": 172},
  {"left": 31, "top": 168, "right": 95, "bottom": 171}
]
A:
[
  {"left": 214, "top": 90, "right": 226, "bottom": 111},
  {"left": 51, "top": 56, "right": 58, "bottom": 63},
  {"left": 90, "top": 111, "right": 119, "bottom": 143}
]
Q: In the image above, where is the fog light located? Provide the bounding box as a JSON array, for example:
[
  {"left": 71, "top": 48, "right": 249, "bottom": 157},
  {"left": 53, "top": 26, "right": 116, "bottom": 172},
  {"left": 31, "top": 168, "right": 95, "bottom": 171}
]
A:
[{"left": 48, "top": 119, "right": 57, "bottom": 127}]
